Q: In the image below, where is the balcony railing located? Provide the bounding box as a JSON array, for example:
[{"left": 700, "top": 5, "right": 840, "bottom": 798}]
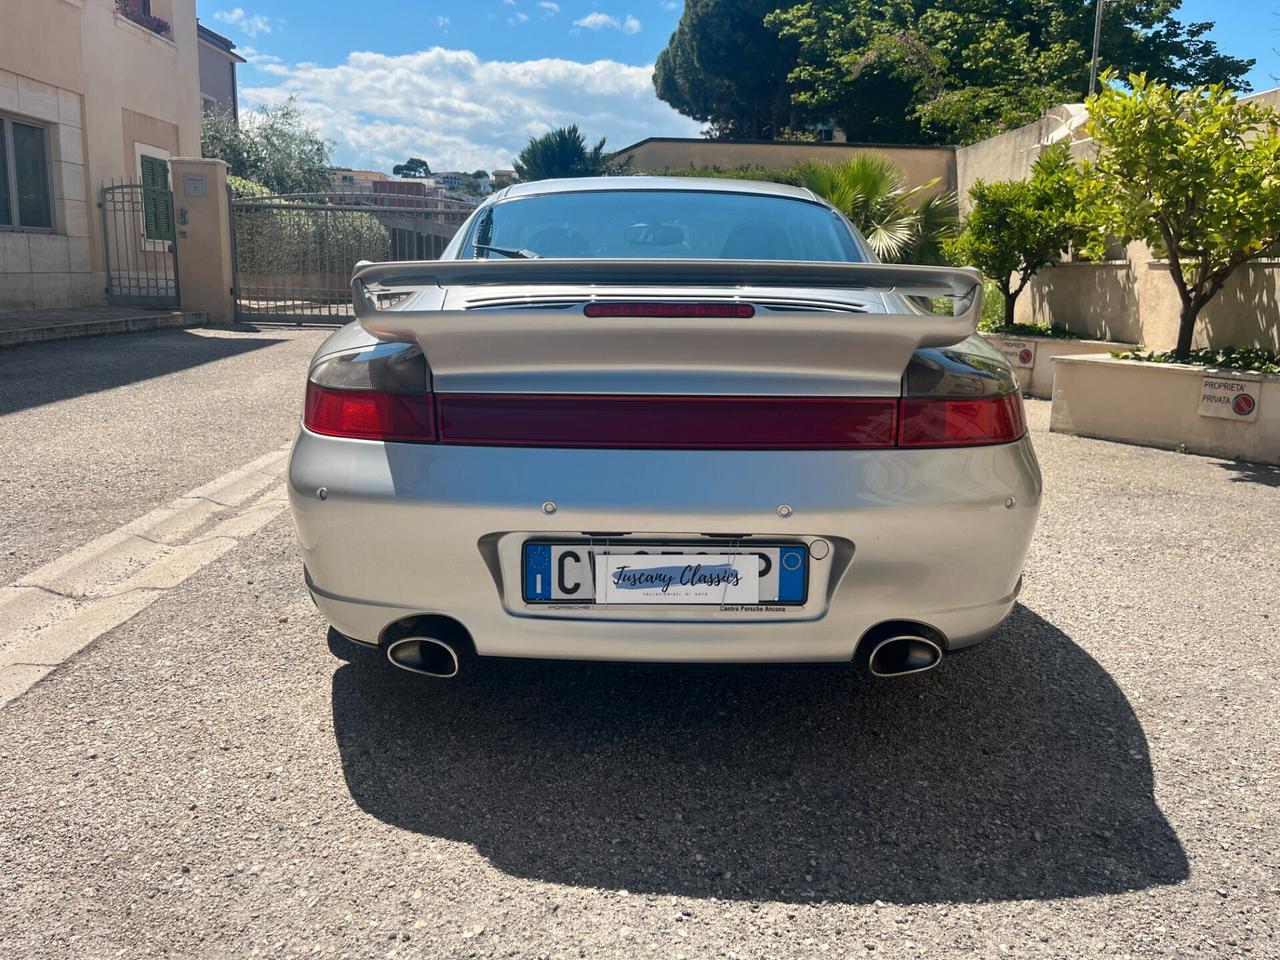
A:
[{"left": 114, "top": 0, "right": 171, "bottom": 38}]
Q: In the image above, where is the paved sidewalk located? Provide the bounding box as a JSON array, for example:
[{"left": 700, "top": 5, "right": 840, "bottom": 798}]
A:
[{"left": 0, "top": 305, "right": 207, "bottom": 348}]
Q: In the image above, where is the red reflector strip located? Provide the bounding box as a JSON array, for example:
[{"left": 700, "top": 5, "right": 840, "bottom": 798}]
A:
[
  {"left": 584, "top": 302, "right": 755, "bottom": 319},
  {"left": 437, "top": 394, "right": 898, "bottom": 449},
  {"left": 304, "top": 382, "right": 435, "bottom": 442},
  {"left": 898, "top": 393, "right": 1026, "bottom": 447}
]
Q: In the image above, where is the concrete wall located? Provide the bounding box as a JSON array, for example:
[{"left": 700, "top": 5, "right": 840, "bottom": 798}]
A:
[
  {"left": 1051, "top": 355, "right": 1280, "bottom": 465},
  {"left": 617, "top": 138, "right": 957, "bottom": 196},
  {"left": 0, "top": 0, "right": 201, "bottom": 312},
  {"left": 1017, "top": 242, "right": 1280, "bottom": 353}
]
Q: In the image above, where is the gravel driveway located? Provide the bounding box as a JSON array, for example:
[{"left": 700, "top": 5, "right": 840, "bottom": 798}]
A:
[{"left": 0, "top": 333, "right": 1276, "bottom": 958}]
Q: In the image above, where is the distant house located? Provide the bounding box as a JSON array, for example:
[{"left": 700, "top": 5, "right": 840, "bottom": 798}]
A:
[
  {"left": 329, "top": 168, "right": 391, "bottom": 193},
  {"left": 433, "top": 171, "right": 469, "bottom": 192},
  {"left": 196, "top": 23, "right": 244, "bottom": 121}
]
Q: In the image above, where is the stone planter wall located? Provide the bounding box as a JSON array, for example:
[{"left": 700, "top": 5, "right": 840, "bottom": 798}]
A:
[
  {"left": 1050, "top": 355, "right": 1280, "bottom": 466},
  {"left": 982, "top": 333, "right": 1138, "bottom": 399}
]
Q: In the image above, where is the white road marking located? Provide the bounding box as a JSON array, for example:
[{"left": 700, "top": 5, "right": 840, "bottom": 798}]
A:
[{"left": 0, "top": 445, "right": 293, "bottom": 707}]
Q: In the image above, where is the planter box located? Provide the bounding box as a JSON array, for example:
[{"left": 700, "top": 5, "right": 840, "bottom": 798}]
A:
[
  {"left": 1050, "top": 355, "right": 1280, "bottom": 465},
  {"left": 982, "top": 333, "right": 1138, "bottom": 399}
]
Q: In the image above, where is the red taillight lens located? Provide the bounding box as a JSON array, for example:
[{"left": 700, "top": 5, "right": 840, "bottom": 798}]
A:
[
  {"left": 584, "top": 302, "right": 755, "bottom": 319},
  {"left": 304, "top": 382, "right": 435, "bottom": 442},
  {"left": 897, "top": 393, "right": 1026, "bottom": 447},
  {"left": 437, "top": 394, "right": 897, "bottom": 449},
  {"left": 304, "top": 384, "right": 1024, "bottom": 449}
]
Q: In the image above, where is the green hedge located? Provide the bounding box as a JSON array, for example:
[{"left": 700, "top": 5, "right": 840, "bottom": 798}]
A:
[{"left": 231, "top": 177, "right": 390, "bottom": 277}]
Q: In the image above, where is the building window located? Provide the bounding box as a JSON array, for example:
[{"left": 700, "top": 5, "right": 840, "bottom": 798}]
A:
[
  {"left": 0, "top": 114, "right": 54, "bottom": 231},
  {"left": 139, "top": 153, "right": 174, "bottom": 242}
]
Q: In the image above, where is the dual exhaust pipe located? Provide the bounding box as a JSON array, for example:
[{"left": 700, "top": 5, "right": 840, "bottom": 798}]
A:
[{"left": 386, "top": 632, "right": 942, "bottom": 680}]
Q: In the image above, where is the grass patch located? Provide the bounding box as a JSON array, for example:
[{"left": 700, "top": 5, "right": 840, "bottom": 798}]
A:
[{"left": 1112, "top": 346, "right": 1280, "bottom": 374}]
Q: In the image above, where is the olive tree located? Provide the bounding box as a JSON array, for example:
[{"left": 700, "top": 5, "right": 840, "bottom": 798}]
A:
[
  {"left": 1079, "top": 74, "right": 1280, "bottom": 360},
  {"left": 945, "top": 143, "right": 1079, "bottom": 327}
]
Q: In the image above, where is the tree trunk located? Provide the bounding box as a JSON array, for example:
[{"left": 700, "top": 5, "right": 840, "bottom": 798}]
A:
[
  {"left": 1004, "top": 287, "right": 1018, "bottom": 328},
  {"left": 1174, "top": 299, "right": 1198, "bottom": 361}
]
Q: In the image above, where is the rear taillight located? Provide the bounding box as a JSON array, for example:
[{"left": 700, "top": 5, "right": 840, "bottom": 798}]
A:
[
  {"left": 897, "top": 393, "right": 1025, "bottom": 447},
  {"left": 303, "top": 386, "right": 1024, "bottom": 449},
  {"left": 437, "top": 394, "right": 897, "bottom": 449},
  {"left": 304, "top": 382, "right": 435, "bottom": 442}
]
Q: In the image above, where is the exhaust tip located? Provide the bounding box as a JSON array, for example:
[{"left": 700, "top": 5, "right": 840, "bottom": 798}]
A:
[
  {"left": 867, "top": 635, "right": 943, "bottom": 678},
  {"left": 387, "top": 636, "right": 460, "bottom": 679}
]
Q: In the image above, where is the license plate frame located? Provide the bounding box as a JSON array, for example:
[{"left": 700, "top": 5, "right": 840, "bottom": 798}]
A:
[{"left": 521, "top": 540, "right": 810, "bottom": 606}]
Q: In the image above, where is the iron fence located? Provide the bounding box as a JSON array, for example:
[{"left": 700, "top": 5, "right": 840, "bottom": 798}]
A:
[{"left": 230, "top": 191, "right": 472, "bottom": 324}]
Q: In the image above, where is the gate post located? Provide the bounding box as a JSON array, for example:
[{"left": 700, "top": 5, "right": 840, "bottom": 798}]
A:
[{"left": 169, "top": 158, "right": 235, "bottom": 325}]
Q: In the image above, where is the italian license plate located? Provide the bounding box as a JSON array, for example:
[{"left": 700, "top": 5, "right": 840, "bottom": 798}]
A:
[{"left": 522, "top": 542, "right": 809, "bottom": 605}]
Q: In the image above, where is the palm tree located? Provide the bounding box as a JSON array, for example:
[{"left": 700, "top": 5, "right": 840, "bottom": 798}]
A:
[
  {"left": 798, "top": 153, "right": 958, "bottom": 264},
  {"left": 513, "top": 125, "right": 629, "bottom": 181}
]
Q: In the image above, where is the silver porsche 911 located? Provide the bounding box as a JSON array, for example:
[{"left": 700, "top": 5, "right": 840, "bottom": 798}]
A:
[{"left": 287, "top": 177, "right": 1041, "bottom": 679}]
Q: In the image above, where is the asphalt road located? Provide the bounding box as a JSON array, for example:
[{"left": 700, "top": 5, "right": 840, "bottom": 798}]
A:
[{"left": 1, "top": 327, "right": 1277, "bottom": 959}]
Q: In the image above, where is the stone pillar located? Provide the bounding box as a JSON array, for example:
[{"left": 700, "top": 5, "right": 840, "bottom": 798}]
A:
[{"left": 168, "top": 158, "right": 235, "bottom": 325}]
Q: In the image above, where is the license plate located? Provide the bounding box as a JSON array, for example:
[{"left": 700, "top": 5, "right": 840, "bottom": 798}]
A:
[{"left": 522, "top": 542, "right": 809, "bottom": 605}]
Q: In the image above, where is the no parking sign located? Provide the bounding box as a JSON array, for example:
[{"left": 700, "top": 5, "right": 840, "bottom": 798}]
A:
[{"left": 1198, "top": 375, "right": 1261, "bottom": 422}]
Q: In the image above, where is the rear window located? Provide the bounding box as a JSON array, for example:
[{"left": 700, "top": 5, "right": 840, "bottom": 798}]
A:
[{"left": 463, "top": 189, "right": 864, "bottom": 262}]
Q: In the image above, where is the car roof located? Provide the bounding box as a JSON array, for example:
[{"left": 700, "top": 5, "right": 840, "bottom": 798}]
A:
[{"left": 495, "top": 175, "right": 822, "bottom": 204}]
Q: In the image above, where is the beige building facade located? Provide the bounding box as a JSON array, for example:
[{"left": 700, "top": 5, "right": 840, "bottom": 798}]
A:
[
  {"left": 615, "top": 137, "right": 957, "bottom": 197},
  {"left": 0, "top": 0, "right": 202, "bottom": 312}
]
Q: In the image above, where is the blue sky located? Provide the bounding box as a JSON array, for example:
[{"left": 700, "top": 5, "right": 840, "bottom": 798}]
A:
[{"left": 197, "top": 1, "right": 1278, "bottom": 172}]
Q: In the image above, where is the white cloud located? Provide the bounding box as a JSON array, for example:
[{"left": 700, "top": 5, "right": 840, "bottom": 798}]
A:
[
  {"left": 239, "top": 47, "right": 701, "bottom": 172},
  {"left": 538, "top": 1, "right": 560, "bottom": 14},
  {"left": 436, "top": 16, "right": 450, "bottom": 29},
  {"left": 574, "top": 12, "right": 619, "bottom": 30},
  {"left": 659, "top": 1, "right": 678, "bottom": 9},
  {"left": 237, "top": 45, "right": 282, "bottom": 66},
  {"left": 507, "top": 11, "right": 530, "bottom": 24},
  {"left": 212, "top": 7, "right": 273, "bottom": 38},
  {"left": 573, "top": 11, "right": 641, "bottom": 33}
]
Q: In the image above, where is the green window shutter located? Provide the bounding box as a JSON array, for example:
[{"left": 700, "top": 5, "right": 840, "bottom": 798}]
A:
[{"left": 140, "top": 155, "right": 174, "bottom": 241}]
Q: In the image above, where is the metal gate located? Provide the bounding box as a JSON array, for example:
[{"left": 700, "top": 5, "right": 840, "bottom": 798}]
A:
[
  {"left": 229, "top": 191, "right": 473, "bottom": 324},
  {"left": 99, "top": 182, "right": 180, "bottom": 308}
]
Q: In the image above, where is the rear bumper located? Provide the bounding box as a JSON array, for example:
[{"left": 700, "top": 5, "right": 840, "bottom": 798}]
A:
[{"left": 288, "top": 428, "right": 1042, "bottom": 662}]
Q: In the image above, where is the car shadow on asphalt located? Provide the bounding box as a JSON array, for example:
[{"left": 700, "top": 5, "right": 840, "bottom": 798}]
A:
[{"left": 328, "top": 604, "right": 1188, "bottom": 904}]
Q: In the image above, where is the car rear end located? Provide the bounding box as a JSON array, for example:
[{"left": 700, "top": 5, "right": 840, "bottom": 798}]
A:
[{"left": 287, "top": 181, "right": 1041, "bottom": 674}]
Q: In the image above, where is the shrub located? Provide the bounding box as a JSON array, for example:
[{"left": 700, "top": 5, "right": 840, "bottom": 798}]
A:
[{"left": 946, "top": 143, "right": 1079, "bottom": 327}]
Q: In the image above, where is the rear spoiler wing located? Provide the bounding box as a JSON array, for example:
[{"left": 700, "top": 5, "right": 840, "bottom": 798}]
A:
[
  {"left": 348, "top": 259, "right": 986, "bottom": 396},
  {"left": 352, "top": 258, "right": 983, "bottom": 332}
]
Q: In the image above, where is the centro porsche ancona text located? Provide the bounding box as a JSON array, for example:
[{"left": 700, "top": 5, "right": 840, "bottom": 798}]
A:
[{"left": 287, "top": 176, "right": 1042, "bottom": 678}]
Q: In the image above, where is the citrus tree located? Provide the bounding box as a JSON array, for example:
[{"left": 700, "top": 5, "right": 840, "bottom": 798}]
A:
[
  {"left": 946, "top": 143, "right": 1079, "bottom": 327},
  {"left": 1079, "top": 74, "right": 1280, "bottom": 360}
]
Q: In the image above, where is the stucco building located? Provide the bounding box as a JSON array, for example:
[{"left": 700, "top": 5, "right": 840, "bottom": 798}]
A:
[
  {"left": 198, "top": 23, "right": 245, "bottom": 121},
  {"left": 1, "top": 0, "right": 202, "bottom": 313}
]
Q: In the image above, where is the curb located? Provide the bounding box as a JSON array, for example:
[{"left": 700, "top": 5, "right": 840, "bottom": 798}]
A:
[{"left": 0, "top": 310, "right": 208, "bottom": 349}]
